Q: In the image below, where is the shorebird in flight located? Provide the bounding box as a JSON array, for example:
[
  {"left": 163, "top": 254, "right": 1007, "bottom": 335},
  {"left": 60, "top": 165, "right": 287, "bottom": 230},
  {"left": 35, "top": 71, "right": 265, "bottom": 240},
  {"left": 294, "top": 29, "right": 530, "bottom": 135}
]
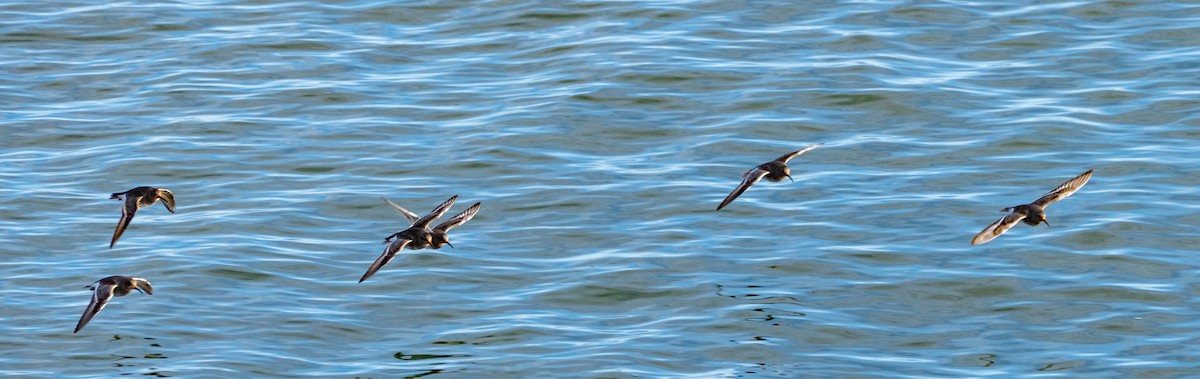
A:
[
  {"left": 971, "top": 169, "right": 1093, "bottom": 245},
  {"left": 74, "top": 275, "right": 153, "bottom": 333},
  {"left": 109, "top": 186, "right": 175, "bottom": 248},
  {"left": 717, "top": 144, "right": 821, "bottom": 211}
]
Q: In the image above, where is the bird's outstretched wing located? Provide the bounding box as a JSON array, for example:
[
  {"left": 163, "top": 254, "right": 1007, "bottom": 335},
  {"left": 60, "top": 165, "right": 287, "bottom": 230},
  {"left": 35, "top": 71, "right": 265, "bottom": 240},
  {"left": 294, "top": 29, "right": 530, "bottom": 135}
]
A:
[
  {"left": 717, "top": 167, "right": 769, "bottom": 211},
  {"left": 1032, "top": 169, "right": 1093, "bottom": 208},
  {"left": 433, "top": 202, "right": 481, "bottom": 234},
  {"left": 971, "top": 211, "right": 1028, "bottom": 245},
  {"left": 773, "top": 143, "right": 822, "bottom": 164},
  {"left": 156, "top": 189, "right": 176, "bottom": 213},
  {"left": 74, "top": 281, "right": 117, "bottom": 333},
  {"left": 110, "top": 196, "right": 141, "bottom": 248},
  {"left": 412, "top": 195, "right": 458, "bottom": 229},
  {"left": 382, "top": 197, "right": 420, "bottom": 224},
  {"left": 359, "top": 239, "right": 411, "bottom": 283},
  {"left": 131, "top": 278, "right": 154, "bottom": 295}
]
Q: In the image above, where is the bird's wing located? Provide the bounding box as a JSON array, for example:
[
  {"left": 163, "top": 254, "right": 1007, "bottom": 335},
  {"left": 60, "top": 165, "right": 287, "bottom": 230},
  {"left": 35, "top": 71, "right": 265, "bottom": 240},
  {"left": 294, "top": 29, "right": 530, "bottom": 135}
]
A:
[
  {"left": 157, "top": 189, "right": 175, "bottom": 213},
  {"left": 359, "top": 239, "right": 410, "bottom": 283},
  {"left": 971, "top": 211, "right": 1028, "bottom": 245},
  {"left": 110, "top": 196, "right": 141, "bottom": 248},
  {"left": 411, "top": 195, "right": 457, "bottom": 229},
  {"left": 382, "top": 197, "right": 420, "bottom": 224},
  {"left": 1032, "top": 169, "right": 1093, "bottom": 208},
  {"left": 132, "top": 278, "right": 154, "bottom": 295},
  {"left": 717, "top": 167, "right": 769, "bottom": 211},
  {"left": 74, "top": 281, "right": 117, "bottom": 333},
  {"left": 433, "top": 202, "right": 481, "bottom": 234},
  {"left": 774, "top": 143, "right": 822, "bottom": 164}
]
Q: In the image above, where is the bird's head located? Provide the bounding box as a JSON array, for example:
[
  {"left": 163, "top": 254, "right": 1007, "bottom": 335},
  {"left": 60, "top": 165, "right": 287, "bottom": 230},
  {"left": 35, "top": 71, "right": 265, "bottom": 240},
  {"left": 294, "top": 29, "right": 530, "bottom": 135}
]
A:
[{"left": 431, "top": 233, "right": 453, "bottom": 249}]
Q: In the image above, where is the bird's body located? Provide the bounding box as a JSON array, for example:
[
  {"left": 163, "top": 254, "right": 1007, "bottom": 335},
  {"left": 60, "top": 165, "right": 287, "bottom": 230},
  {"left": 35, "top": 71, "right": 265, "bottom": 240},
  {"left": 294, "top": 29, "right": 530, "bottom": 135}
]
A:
[
  {"left": 384, "top": 227, "right": 434, "bottom": 250},
  {"left": 717, "top": 144, "right": 821, "bottom": 211},
  {"left": 109, "top": 186, "right": 175, "bottom": 248},
  {"left": 1006, "top": 204, "right": 1048, "bottom": 227},
  {"left": 74, "top": 275, "right": 153, "bottom": 333},
  {"left": 971, "top": 169, "right": 1093, "bottom": 245}
]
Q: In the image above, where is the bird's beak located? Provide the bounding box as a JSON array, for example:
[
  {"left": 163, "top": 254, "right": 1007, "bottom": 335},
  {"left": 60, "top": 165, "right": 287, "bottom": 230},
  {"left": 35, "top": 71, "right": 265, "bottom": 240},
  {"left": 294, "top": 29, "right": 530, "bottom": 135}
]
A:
[
  {"left": 1043, "top": 219, "right": 1050, "bottom": 227},
  {"left": 445, "top": 241, "right": 455, "bottom": 249},
  {"left": 786, "top": 174, "right": 795, "bottom": 183}
]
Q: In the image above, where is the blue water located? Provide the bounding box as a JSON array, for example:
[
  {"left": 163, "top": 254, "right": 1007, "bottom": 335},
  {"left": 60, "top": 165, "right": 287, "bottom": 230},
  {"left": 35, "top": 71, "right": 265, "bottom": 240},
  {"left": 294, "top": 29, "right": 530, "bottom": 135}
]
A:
[{"left": 2, "top": 0, "right": 1200, "bottom": 377}]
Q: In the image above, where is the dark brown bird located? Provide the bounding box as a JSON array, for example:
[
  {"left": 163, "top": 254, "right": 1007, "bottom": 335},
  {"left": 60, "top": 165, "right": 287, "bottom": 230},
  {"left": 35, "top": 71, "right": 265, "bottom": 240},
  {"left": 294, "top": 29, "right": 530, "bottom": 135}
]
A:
[
  {"left": 382, "top": 197, "right": 481, "bottom": 249},
  {"left": 109, "top": 186, "right": 175, "bottom": 248},
  {"left": 74, "top": 275, "right": 153, "bottom": 333},
  {"left": 717, "top": 144, "right": 821, "bottom": 211},
  {"left": 359, "top": 195, "right": 458, "bottom": 283},
  {"left": 971, "top": 169, "right": 1093, "bottom": 245}
]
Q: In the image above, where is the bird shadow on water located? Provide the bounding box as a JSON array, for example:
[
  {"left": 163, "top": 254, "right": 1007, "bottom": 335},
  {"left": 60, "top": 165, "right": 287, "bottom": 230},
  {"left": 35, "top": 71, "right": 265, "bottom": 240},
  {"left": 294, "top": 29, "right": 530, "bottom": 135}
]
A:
[
  {"left": 383, "top": 350, "right": 472, "bottom": 379},
  {"left": 714, "top": 284, "right": 806, "bottom": 306},
  {"left": 352, "top": 370, "right": 442, "bottom": 379},
  {"left": 83, "top": 335, "right": 173, "bottom": 377},
  {"left": 392, "top": 352, "right": 469, "bottom": 361}
]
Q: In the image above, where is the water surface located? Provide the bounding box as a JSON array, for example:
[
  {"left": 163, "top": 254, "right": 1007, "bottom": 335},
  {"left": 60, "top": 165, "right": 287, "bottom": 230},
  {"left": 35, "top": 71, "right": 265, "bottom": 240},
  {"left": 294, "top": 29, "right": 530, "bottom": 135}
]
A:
[{"left": 2, "top": 0, "right": 1200, "bottom": 377}]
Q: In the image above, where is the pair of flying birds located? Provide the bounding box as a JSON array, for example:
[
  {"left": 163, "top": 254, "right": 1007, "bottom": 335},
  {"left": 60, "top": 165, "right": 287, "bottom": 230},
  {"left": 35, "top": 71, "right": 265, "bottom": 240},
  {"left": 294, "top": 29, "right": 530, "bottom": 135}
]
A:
[
  {"left": 359, "top": 195, "right": 482, "bottom": 282},
  {"left": 75, "top": 187, "right": 173, "bottom": 333},
  {"left": 715, "top": 144, "right": 1094, "bottom": 246}
]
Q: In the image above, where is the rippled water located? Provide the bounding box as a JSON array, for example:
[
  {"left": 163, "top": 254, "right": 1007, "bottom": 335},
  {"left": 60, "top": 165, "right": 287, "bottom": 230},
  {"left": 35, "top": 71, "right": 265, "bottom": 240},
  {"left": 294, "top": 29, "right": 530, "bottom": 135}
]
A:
[{"left": 3, "top": 0, "right": 1200, "bottom": 377}]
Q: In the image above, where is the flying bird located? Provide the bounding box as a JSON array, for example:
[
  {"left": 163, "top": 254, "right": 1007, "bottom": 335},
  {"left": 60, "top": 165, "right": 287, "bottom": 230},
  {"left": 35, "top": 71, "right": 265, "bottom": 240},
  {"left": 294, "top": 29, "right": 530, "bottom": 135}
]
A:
[
  {"left": 971, "top": 169, "right": 1093, "bottom": 245},
  {"left": 383, "top": 197, "right": 481, "bottom": 249},
  {"left": 360, "top": 195, "right": 458, "bottom": 283},
  {"left": 109, "top": 186, "right": 175, "bottom": 248},
  {"left": 717, "top": 144, "right": 821, "bottom": 211},
  {"left": 74, "top": 276, "right": 153, "bottom": 333}
]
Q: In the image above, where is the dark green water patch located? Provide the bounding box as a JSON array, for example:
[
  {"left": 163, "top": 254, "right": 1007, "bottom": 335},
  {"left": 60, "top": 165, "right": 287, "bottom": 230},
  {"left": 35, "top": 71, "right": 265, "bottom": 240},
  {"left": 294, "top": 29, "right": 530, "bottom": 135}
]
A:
[
  {"left": 207, "top": 268, "right": 271, "bottom": 281},
  {"left": 823, "top": 94, "right": 885, "bottom": 106}
]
